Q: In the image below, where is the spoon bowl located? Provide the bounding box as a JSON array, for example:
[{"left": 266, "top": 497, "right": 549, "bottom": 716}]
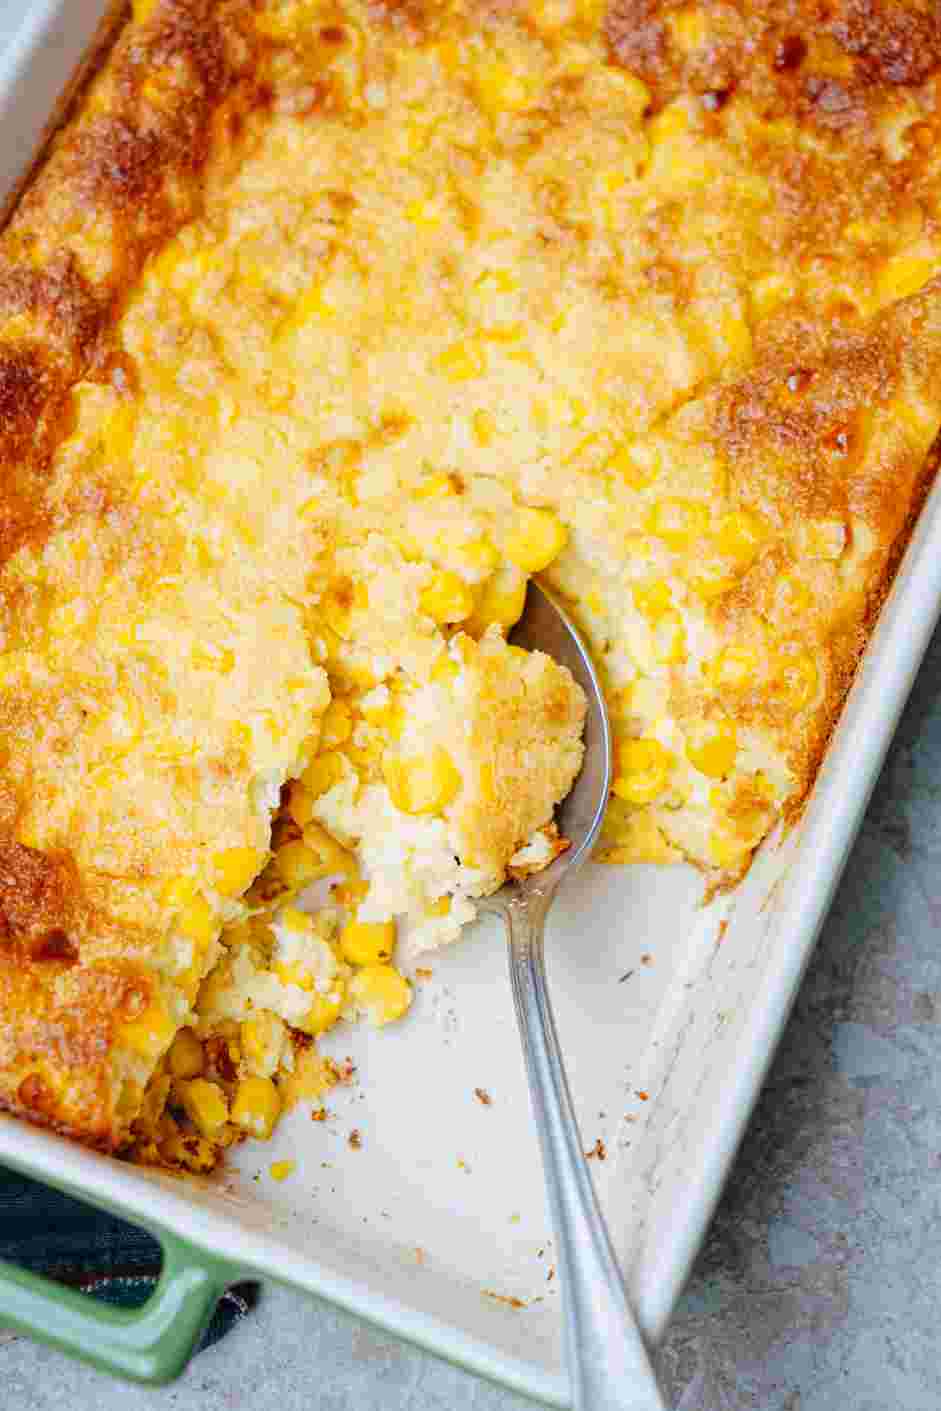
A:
[
  {"left": 481, "top": 580, "right": 667, "bottom": 1411},
  {"left": 507, "top": 579, "right": 612, "bottom": 884}
]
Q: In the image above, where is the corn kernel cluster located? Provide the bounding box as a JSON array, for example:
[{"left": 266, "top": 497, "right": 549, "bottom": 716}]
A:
[{"left": 119, "top": 0, "right": 927, "bottom": 1178}]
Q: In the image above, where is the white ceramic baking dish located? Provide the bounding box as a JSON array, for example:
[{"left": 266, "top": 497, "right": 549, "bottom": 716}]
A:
[{"left": 1, "top": 0, "right": 940, "bottom": 1399}]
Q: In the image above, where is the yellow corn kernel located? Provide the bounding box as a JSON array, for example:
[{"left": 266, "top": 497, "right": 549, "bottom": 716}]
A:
[
  {"left": 287, "top": 781, "right": 316, "bottom": 829},
  {"left": 362, "top": 696, "right": 405, "bottom": 739},
  {"left": 121, "top": 1000, "right": 176, "bottom": 1059},
  {"left": 383, "top": 746, "right": 462, "bottom": 815},
  {"left": 321, "top": 579, "right": 366, "bottom": 640},
  {"left": 685, "top": 719, "right": 738, "bottom": 778},
  {"left": 179, "top": 1078, "right": 229, "bottom": 1140},
  {"left": 597, "top": 167, "right": 626, "bottom": 230},
  {"left": 306, "top": 610, "right": 343, "bottom": 664},
  {"left": 648, "top": 103, "right": 688, "bottom": 143},
  {"left": 349, "top": 964, "right": 412, "bottom": 1026},
  {"left": 340, "top": 917, "right": 396, "bottom": 966},
  {"left": 269, "top": 1160, "right": 295, "bottom": 1182},
  {"left": 709, "top": 786, "right": 770, "bottom": 847},
  {"left": 844, "top": 218, "right": 880, "bottom": 245},
  {"left": 302, "top": 820, "right": 358, "bottom": 877},
  {"left": 163, "top": 876, "right": 196, "bottom": 909},
  {"left": 667, "top": 8, "right": 707, "bottom": 49},
  {"left": 714, "top": 310, "right": 753, "bottom": 368},
  {"left": 645, "top": 498, "right": 708, "bottom": 551},
  {"left": 504, "top": 508, "right": 568, "bottom": 573},
  {"left": 453, "top": 538, "right": 500, "bottom": 578},
  {"left": 714, "top": 509, "right": 771, "bottom": 567},
  {"left": 280, "top": 903, "right": 313, "bottom": 932},
  {"left": 300, "top": 989, "right": 345, "bottom": 1036},
  {"left": 876, "top": 254, "right": 935, "bottom": 305},
  {"left": 275, "top": 839, "right": 322, "bottom": 890},
  {"left": 231, "top": 1075, "right": 282, "bottom": 1140},
  {"left": 346, "top": 660, "right": 380, "bottom": 692},
  {"left": 405, "top": 198, "right": 442, "bottom": 229},
  {"left": 168, "top": 1027, "right": 204, "bottom": 1080},
  {"left": 414, "top": 471, "right": 457, "bottom": 500},
  {"left": 213, "top": 847, "right": 265, "bottom": 898},
  {"left": 272, "top": 958, "right": 315, "bottom": 992},
  {"left": 600, "top": 809, "right": 680, "bottom": 864},
  {"left": 321, "top": 697, "right": 354, "bottom": 750},
  {"left": 608, "top": 441, "right": 659, "bottom": 489},
  {"left": 431, "top": 655, "right": 460, "bottom": 685},
  {"left": 426, "top": 894, "right": 452, "bottom": 917},
  {"left": 475, "top": 59, "right": 537, "bottom": 115},
  {"left": 278, "top": 281, "right": 336, "bottom": 340},
  {"left": 48, "top": 601, "right": 86, "bottom": 638},
  {"left": 632, "top": 579, "right": 672, "bottom": 620},
  {"left": 420, "top": 570, "right": 475, "bottom": 625},
  {"left": 774, "top": 651, "right": 819, "bottom": 711},
  {"left": 468, "top": 563, "right": 527, "bottom": 634},
  {"left": 711, "top": 643, "right": 760, "bottom": 689},
  {"left": 606, "top": 67, "right": 650, "bottom": 112},
  {"left": 335, "top": 877, "right": 369, "bottom": 911},
  {"left": 301, "top": 751, "right": 346, "bottom": 799},
  {"left": 191, "top": 643, "right": 235, "bottom": 675},
  {"left": 612, "top": 738, "right": 674, "bottom": 805},
  {"left": 708, "top": 828, "right": 750, "bottom": 868},
  {"left": 438, "top": 339, "right": 487, "bottom": 382},
  {"left": 390, "top": 527, "right": 423, "bottom": 562},
  {"left": 775, "top": 574, "right": 813, "bottom": 616},
  {"left": 240, "top": 1012, "right": 287, "bottom": 1077},
  {"left": 894, "top": 395, "right": 940, "bottom": 448},
  {"left": 473, "top": 409, "right": 496, "bottom": 446},
  {"left": 475, "top": 266, "right": 520, "bottom": 296},
  {"left": 180, "top": 895, "right": 214, "bottom": 947},
  {"left": 688, "top": 569, "right": 737, "bottom": 602},
  {"left": 654, "top": 607, "right": 686, "bottom": 664},
  {"left": 802, "top": 518, "right": 846, "bottom": 560},
  {"left": 750, "top": 272, "right": 795, "bottom": 320}
]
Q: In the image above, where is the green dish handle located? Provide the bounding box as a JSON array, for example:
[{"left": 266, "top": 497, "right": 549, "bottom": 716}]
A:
[{"left": 0, "top": 1228, "right": 240, "bottom": 1384}]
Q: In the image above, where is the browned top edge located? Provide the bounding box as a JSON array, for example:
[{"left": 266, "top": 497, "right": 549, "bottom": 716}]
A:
[{"left": 0, "top": 0, "right": 266, "bottom": 1148}]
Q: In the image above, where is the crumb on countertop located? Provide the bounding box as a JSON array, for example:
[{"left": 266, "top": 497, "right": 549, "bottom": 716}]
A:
[{"left": 483, "top": 1291, "right": 527, "bottom": 1310}]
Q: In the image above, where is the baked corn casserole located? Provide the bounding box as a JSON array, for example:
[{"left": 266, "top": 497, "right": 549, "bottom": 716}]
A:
[{"left": 1, "top": 0, "right": 940, "bottom": 1167}]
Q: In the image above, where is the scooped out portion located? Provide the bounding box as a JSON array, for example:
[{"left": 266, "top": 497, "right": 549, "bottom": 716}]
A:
[{"left": 130, "top": 629, "right": 585, "bottom": 1171}]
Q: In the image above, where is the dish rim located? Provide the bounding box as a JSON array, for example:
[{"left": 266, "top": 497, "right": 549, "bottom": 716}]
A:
[{"left": 1, "top": 0, "right": 941, "bottom": 1397}]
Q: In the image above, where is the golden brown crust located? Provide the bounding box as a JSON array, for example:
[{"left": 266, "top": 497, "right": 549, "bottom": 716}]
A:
[
  {"left": 0, "top": 0, "right": 266, "bottom": 1147},
  {"left": 604, "top": 0, "right": 941, "bottom": 121},
  {"left": 703, "top": 278, "right": 941, "bottom": 799},
  {"left": 0, "top": 0, "right": 259, "bottom": 566},
  {"left": 713, "top": 281, "right": 941, "bottom": 533}
]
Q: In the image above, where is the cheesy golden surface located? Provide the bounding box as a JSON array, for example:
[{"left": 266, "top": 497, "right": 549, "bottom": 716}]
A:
[{"left": 1, "top": 0, "right": 941, "bottom": 1161}]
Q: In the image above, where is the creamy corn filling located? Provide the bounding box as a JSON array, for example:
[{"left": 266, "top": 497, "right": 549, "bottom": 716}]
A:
[
  {"left": 48, "top": 0, "right": 940, "bottom": 1165},
  {"left": 133, "top": 631, "right": 583, "bottom": 1171}
]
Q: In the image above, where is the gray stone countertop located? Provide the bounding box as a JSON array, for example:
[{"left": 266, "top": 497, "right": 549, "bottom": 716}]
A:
[{"left": 7, "top": 624, "right": 941, "bottom": 1411}]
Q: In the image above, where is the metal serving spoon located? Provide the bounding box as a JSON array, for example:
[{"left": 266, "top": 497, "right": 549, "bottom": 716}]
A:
[{"left": 480, "top": 582, "right": 667, "bottom": 1411}]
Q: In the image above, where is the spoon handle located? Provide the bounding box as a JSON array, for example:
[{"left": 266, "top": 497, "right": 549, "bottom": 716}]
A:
[{"left": 504, "top": 894, "right": 667, "bottom": 1411}]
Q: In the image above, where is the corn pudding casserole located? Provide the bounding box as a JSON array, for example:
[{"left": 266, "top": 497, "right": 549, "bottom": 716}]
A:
[{"left": 0, "top": 0, "right": 940, "bottom": 1168}]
